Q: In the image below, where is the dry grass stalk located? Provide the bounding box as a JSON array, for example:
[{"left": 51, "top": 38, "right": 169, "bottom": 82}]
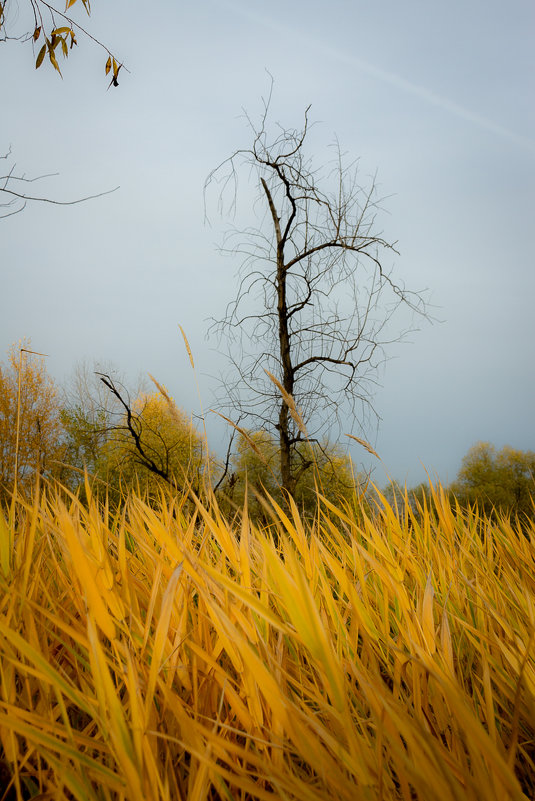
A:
[
  {"left": 345, "top": 433, "right": 380, "bottom": 459},
  {"left": 179, "top": 325, "right": 195, "bottom": 370},
  {"left": 264, "top": 370, "right": 308, "bottom": 438}
]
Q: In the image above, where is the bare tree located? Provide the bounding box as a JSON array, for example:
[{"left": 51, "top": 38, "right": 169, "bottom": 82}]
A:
[{"left": 206, "top": 92, "right": 429, "bottom": 496}]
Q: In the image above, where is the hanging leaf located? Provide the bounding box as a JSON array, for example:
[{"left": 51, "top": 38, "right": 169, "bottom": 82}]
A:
[
  {"left": 66, "top": 0, "right": 78, "bottom": 9},
  {"left": 32, "top": 26, "right": 41, "bottom": 42},
  {"left": 35, "top": 44, "right": 47, "bottom": 69},
  {"left": 108, "top": 62, "right": 122, "bottom": 88},
  {"left": 105, "top": 56, "right": 111, "bottom": 75},
  {"left": 49, "top": 50, "right": 62, "bottom": 76}
]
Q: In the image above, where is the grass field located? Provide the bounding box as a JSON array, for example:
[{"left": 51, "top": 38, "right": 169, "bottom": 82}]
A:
[{"left": 0, "top": 481, "right": 534, "bottom": 800}]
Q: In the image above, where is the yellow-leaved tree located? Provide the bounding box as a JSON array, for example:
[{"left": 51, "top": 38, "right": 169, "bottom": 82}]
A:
[
  {"left": 224, "top": 429, "right": 360, "bottom": 519},
  {"left": 98, "top": 389, "right": 213, "bottom": 497},
  {"left": 0, "top": 342, "right": 64, "bottom": 503},
  {"left": 450, "top": 441, "right": 535, "bottom": 520}
]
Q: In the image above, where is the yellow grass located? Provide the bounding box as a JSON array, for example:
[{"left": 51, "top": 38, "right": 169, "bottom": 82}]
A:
[{"left": 0, "top": 481, "right": 534, "bottom": 800}]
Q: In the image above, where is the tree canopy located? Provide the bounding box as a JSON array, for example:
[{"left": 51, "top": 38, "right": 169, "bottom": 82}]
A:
[
  {"left": 223, "top": 429, "right": 360, "bottom": 520},
  {"left": 0, "top": 342, "right": 63, "bottom": 502},
  {"left": 96, "top": 389, "right": 212, "bottom": 497},
  {"left": 450, "top": 441, "right": 535, "bottom": 520},
  {"left": 390, "top": 441, "right": 535, "bottom": 525}
]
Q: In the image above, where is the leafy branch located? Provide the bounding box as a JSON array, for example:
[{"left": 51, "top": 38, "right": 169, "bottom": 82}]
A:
[{"left": 0, "top": 0, "right": 126, "bottom": 86}]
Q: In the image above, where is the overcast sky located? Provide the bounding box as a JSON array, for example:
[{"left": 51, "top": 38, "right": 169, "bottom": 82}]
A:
[{"left": 2, "top": 0, "right": 534, "bottom": 486}]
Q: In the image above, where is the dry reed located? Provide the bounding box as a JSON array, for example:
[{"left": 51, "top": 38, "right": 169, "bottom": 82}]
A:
[{"left": 0, "top": 481, "right": 533, "bottom": 800}]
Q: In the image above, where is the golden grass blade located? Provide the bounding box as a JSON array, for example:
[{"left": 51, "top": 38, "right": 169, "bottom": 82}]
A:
[
  {"left": 43, "top": 750, "right": 115, "bottom": 800},
  {"left": 421, "top": 570, "right": 437, "bottom": 654},
  {"left": 145, "top": 562, "right": 184, "bottom": 706},
  {"left": 58, "top": 508, "right": 117, "bottom": 641},
  {"left": 0, "top": 709, "right": 123, "bottom": 789},
  {"left": 0, "top": 508, "right": 13, "bottom": 578},
  {"left": 440, "top": 606, "right": 455, "bottom": 676},
  {"left": 87, "top": 618, "right": 145, "bottom": 798},
  {"left": 263, "top": 544, "right": 346, "bottom": 713},
  {"left": 0, "top": 623, "right": 94, "bottom": 717}
]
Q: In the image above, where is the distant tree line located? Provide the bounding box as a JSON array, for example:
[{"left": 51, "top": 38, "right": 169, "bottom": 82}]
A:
[
  {"left": 0, "top": 342, "right": 360, "bottom": 516},
  {"left": 1, "top": 342, "right": 533, "bottom": 525},
  {"left": 388, "top": 442, "right": 535, "bottom": 526}
]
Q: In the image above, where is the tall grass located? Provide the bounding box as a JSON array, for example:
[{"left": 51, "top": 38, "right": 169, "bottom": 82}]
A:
[{"left": 0, "top": 481, "right": 534, "bottom": 800}]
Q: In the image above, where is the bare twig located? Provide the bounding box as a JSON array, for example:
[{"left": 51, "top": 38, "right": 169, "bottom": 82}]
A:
[{"left": 1, "top": 152, "right": 119, "bottom": 218}]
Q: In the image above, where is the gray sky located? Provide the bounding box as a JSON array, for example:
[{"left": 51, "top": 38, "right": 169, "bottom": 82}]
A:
[{"left": 2, "top": 0, "right": 534, "bottom": 486}]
